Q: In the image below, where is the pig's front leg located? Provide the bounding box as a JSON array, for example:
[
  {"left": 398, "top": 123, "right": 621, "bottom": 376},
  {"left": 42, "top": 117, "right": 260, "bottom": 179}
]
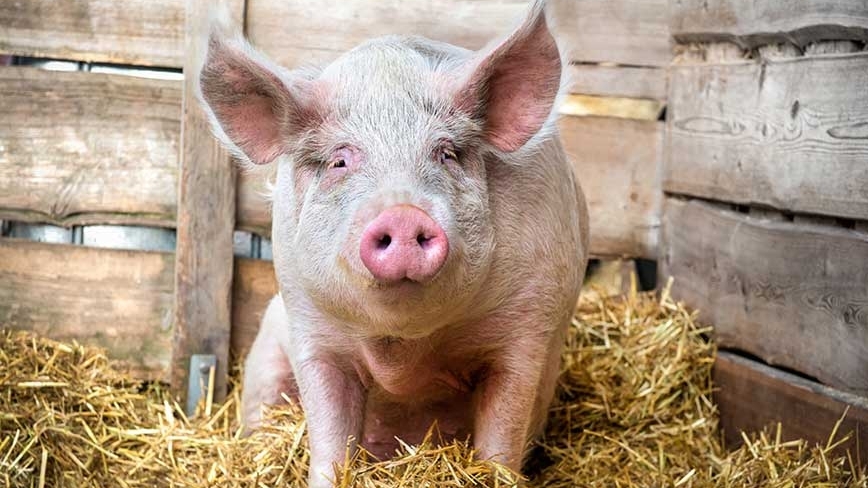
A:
[
  {"left": 294, "top": 358, "right": 365, "bottom": 488},
  {"left": 473, "top": 333, "right": 562, "bottom": 473},
  {"left": 241, "top": 296, "right": 297, "bottom": 431}
]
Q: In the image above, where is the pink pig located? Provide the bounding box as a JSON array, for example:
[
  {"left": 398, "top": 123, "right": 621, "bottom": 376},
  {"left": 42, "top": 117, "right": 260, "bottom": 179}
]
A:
[{"left": 198, "top": 1, "right": 588, "bottom": 486}]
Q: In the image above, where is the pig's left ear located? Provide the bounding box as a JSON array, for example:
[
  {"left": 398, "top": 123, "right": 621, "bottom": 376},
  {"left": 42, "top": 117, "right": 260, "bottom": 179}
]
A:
[
  {"left": 198, "top": 32, "right": 322, "bottom": 165},
  {"left": 453, "top": 1, "right": 561, "bottom": 152}
]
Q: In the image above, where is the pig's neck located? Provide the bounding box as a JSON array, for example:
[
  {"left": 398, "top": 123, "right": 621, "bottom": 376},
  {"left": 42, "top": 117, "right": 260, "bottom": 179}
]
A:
[{"left": 356, "top": 334, "right": 476, "bottom": 400}]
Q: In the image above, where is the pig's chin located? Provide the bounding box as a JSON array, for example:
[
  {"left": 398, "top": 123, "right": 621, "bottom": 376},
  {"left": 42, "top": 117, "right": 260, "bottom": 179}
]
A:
[
  {"left": 346, "top": 272, "right": 464, "bottom": 335},
  {"left": 363, "top": 278, "right": 440, "bottom": 309}
]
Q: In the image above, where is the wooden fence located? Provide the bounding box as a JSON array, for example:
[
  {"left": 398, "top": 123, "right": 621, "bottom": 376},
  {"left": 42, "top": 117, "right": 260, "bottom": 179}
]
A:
[
  {"left": 1, "top": 0, "right": 866, "bottom": 461},
  {"left": 661, "top": 0, "right": 868, "bottom": 460}
]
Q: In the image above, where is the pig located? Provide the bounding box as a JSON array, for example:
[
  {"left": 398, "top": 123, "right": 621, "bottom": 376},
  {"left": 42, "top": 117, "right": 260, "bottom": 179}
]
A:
[{"left": 198, "top": 1, "right": 588, "bottom": 486}]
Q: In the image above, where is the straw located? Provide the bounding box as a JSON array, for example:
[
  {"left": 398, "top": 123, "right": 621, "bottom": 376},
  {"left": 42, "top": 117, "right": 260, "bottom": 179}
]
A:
[{"left": 1, "top": 283, "right": 865, "bottom": 487}]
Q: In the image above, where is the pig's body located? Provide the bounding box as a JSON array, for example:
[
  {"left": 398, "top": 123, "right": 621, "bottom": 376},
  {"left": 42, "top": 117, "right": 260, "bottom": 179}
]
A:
[
  {"left": 200, "top": 2, "right": 588, "bottom": 486},
  {"left": 246, "top": 130, "right": 587, "bottom": 460},
  {"left": 246, "top": 123, "right": 587, "bottom": 460}
]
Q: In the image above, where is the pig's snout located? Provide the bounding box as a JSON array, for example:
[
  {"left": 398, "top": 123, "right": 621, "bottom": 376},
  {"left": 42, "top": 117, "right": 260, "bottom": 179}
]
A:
[{"left": 359, "top": 205, "right": 449, "bottom": 284}]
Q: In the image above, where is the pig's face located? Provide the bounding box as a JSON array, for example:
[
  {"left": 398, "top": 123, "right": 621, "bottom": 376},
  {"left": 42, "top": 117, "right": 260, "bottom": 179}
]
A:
[
  {"left": 199, "top": 6, "right": 561, "bottom": 338},
  {"left": 275, "top": 42, "right": 497, "bottom": 336}
]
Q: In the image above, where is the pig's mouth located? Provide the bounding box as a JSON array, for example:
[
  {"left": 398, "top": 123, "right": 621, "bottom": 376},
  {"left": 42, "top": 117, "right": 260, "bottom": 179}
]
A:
[
  {"left": 335, "top": 253, "right": 445, "bottom": 293},
  {"left": 368, "top": 276, "right": 429, "bottom": 291}
]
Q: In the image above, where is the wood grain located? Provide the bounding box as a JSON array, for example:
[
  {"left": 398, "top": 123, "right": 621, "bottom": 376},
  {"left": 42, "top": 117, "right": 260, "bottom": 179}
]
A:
[
  {"left": 561, "top": 116, "right": 662, "bottom": 259},
  {"left": 246, "top": 0, "right": 524, "bottom": 68},
  {"left": 236, "top": 169, "right": 273, "bottom": 237},
  {"left": 548, "top": 0, "right": 671, "bottom": 66},
  {"left": 560, "top": 95, "right": 664, "bottom": 121},
  {"left": 246, "top": 0, "right": 670, "bottom": 69},
  {"left": 231, "top": 258, "right": 278, "bottom": 360},
  {"left": 171, "top": 0, "right": 244, "bottom": 403},
  {"left": 568, "top": 64, "right": 667, "bottom": 101},
  {"left": 666, "top": 52, "right": 868, "bottom": 220},
  {"left": 0, "top": 238, "right": 174, "bottom": 380},
  {"left": 660, "top": 198, "right": 868, "bottom": 394},
  {"left": 0, "top": 0, "right": 184, "bottom": 67},
  {"left": 714, "top": 352, "right": 868, "bottom": 465},
  {"left": 670, "top": 0, "right": 868, "bottom": 46},
  {"left": 0, "top": 67, "right": 180, "bottom": 228}
]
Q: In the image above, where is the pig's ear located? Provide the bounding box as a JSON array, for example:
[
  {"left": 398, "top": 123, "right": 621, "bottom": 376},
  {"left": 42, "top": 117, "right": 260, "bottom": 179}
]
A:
[
  {"left": 453, "top": 1, "right": 561, "bottom": 152},
  {"left": 198, "top": 32, "right": 321, "bottom": 165}
]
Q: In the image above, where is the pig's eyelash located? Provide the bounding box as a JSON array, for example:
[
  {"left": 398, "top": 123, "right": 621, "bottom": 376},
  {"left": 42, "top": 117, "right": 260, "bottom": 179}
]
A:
[
  {"left": 328, "top": 157, "right": 347, "bottom": 169},
  {"left": 292, "top": 152, "right": 327, "bottom": 172},
  {"left": 435, "top": 140, "right": 460, "bottom": 165},
  {"left": 322, "top": 145, "right": 357, "bottom": 170}
]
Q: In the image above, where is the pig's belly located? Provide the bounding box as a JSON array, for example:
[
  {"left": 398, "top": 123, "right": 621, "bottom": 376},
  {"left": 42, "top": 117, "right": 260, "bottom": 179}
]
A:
[{"left": 361, "top": 388, "right": 475, "bottom": 460}]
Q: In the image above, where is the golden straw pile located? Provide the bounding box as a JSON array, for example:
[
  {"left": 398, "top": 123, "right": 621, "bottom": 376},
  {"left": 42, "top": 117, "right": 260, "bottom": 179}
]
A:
[{"left": 1, "top": 285, "right": 865, "bottom": 487}]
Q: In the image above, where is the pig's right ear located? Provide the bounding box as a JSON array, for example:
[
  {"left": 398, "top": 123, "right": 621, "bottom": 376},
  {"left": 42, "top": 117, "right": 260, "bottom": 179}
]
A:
[
  {"left": 198, "top": 33, "right": 321, "bottom": 165},
  {"left": 450, "top": 0, "right": 561, "bottom": 153}
]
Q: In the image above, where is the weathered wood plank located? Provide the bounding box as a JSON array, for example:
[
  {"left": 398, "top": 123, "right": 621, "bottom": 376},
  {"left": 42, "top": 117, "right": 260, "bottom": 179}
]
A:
[
  {"left": 560, "top": 94, "right": 664, "bottom": 121},
  {"left": 660, "top": 198, "right": 868, "bottom": 394},
  {"left": 247, "top": 0, "right": 523, "bottom": 68},
  {"left": 0, "top": 0, "right": 184, "bottom": 67},
  {"left": 568, "top": 64, "right": 667, "bottom": 101},
  {"left": 670, "top": 0, "right": 868, "bottom": 46},
  {"left": 549, "top": 0, "right": 670, "bottom": 66},
  {"left": 246, "top": 0, "right": 670, "bottom": 69},
  {"left": 231, "top": 258, "right": 278, "bottom": 359},
  {"left": 171, "top": 0, "right": 244, "bottom": 403},
  {"left": 236, "top": 169, "right": 273, "bottom": 237},
  {"left": 666, "top": 52, "right": 868, "bottom": 220},
  {"left": 714, "top": 352, "right": 868, "bottom": 465},
  {"left": 0, "top": 238, "right": 174, "bottom": 380},
  {"left": 0, "top": 67, "right": 180, "bottom": 228},
  {"left": 561, "top": 116, "right": 662, "bottom": 259}
]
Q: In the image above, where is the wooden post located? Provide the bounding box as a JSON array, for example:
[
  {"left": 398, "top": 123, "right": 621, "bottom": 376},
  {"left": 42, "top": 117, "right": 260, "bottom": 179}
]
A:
[{"left": 172, "top": 0, "right": 245, "bottom": 405}]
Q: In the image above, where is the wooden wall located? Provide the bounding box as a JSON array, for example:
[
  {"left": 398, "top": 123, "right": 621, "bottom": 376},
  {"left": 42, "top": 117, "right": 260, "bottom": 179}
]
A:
[
  {"left": 0, "top": 0, "right": 228, "bottom": 388},
  {"left": 0, "top": 68, "right": 181, "bottom": 228},
  {"left": 660, "top": 0, "right": 868, "bottom": 459},
  {"left": 0, "top": 0, "right": 185, "bottom": 67}
]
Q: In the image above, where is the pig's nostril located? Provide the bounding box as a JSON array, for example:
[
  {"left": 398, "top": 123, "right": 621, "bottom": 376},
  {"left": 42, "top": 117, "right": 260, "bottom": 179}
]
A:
[
  {"left": 416, "top": 234, "right": 429, "bottom": 247},
  {"left": 377, "top": 234, "right": 392, "bottom": 250}
]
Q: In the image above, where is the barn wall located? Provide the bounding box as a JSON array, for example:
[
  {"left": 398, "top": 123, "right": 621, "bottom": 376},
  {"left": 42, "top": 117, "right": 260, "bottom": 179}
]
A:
[
  {"left": 660, "top": 0, "right": 868, "bottom": 458},
  {"left": 0, "top": 0, "right": 185, "bottom": 67},
  {"left": 0, "top": 1, "right": 234, "bottom": 387}
]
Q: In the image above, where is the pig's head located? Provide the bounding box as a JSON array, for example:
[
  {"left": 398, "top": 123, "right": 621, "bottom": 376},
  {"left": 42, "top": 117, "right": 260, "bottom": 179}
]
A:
[{"left": 199, "top": 1, "right": 562, "bottom": 338}]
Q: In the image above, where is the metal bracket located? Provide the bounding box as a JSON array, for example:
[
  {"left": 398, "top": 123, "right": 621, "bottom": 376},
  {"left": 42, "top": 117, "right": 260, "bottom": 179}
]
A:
[{"left": 185, "top": 354, "right": 217, "bottom": 417}]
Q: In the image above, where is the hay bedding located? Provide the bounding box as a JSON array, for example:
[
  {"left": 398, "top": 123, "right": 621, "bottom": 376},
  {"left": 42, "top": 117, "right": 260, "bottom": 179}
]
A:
[{"left": 1, "top": 285, "right": 865, "bottom": 487}]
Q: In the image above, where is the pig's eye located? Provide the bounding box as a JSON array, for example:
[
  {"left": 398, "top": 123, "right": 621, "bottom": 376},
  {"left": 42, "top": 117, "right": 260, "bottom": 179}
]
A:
[
  {"left": 326, "top": 146, "right": 357, "bottom": 171},
  {"left": 438, "top": 147, "right": 458, "bottom": 165},
  {"left": 329, "top": 158, "right": 347, "bottom": 169}
]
